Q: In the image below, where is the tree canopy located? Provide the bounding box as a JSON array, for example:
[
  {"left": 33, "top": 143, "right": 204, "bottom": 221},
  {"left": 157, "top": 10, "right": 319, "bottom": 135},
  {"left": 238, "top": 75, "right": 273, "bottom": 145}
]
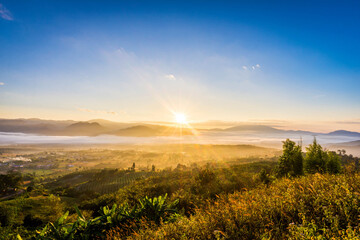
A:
[{"left": 277, "top": 139, "right": 304, "bottom": 177}]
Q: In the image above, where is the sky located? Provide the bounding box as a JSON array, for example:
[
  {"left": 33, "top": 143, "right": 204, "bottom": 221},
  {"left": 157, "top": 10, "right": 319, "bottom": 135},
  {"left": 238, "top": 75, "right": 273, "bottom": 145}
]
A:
[{"left": 0, "top": 0, "right": 359, "bottom": 131}]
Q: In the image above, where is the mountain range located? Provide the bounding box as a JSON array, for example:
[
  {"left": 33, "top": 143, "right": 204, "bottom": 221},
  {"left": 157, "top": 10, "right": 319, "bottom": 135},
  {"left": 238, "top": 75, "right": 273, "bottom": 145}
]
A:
[{"left": 0, "top": 118, "right": 359, "bottom": 138}]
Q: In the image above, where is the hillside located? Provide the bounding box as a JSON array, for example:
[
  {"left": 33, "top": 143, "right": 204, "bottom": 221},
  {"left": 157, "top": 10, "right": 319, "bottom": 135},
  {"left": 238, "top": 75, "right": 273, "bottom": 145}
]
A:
[
  {"left": 110, "top": 125, "right": 194, "bottom": 137},
  {"left": 328, "top": 130, "right": 360, "bottom": 137},
  {"left": 61, "top": 122, "right": 106, "bottom": 136},
  {"left": 1, "top": 140, "right": 359, "bottom": 239},
  {"left": 129, "top": 173, "right": 360, "bottom": 239},
  {"left": 327, "top": 140, "right": 360, "bottom": 156},
  {"left": 0, "top": 118, "right": 75, "bottom": 134}
]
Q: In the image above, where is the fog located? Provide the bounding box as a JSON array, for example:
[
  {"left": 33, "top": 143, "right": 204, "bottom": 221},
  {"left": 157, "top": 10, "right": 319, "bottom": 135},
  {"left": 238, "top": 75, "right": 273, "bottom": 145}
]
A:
[{"left": 0, "top": 131, "right": 357, "bottom": 147}]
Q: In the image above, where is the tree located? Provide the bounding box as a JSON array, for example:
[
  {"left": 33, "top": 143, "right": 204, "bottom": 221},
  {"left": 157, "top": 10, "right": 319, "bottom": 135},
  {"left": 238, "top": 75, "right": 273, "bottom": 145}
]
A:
[
  {"left": 195, "top": 168, "right": 216, "bottom": 185},
  {"left": 0, "top": 171, "right": 23, "bottom": 194},
  {"left": 131, "top": 162, "right": 136, "bottom": 172},
  {"left": 277, "top": 139, "right": 304, "bottom": 177},
  {"left": 304, "top": 138, "right": 327, "bottom": 174},
  {"left": 326, "top": 151, "right": 342, "bottom": 174},
  {"left": 259, "top": 169, "right": 271, "bottom": 185}
]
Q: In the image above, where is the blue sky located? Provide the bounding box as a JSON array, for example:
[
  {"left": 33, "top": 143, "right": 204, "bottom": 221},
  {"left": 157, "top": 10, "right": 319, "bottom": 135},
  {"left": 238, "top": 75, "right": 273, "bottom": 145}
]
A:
[{"left": 0, "top": 0, "right": 359, "bottom": 131}]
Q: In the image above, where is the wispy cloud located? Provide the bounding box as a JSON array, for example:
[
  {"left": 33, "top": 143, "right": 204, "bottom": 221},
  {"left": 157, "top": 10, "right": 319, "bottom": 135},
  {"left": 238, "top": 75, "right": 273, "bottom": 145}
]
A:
[
  {"left": 164, "top": 74, "right": 176, "bottom": 80},
  {"left": 0, "top": 82, "right": 4, "bottom": 86},
  {"left": 0, "top": 3, "right": 13, "bottom": 21},
  {"left": 77, "top": 108, "right": 121, "bottom": 116},
  {"left": 335, "top": 120, "right": 360, "bottom": 125},
  {"left": 242, "top": 64, "right": 261, "bottom": 71}
]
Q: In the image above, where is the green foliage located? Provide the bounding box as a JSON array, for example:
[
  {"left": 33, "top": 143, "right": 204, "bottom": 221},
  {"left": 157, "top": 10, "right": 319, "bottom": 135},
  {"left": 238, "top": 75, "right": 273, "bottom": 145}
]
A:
[
  {"left": 48, "top": 169, "right": 155, "bottom": 198},
  {"left": 0, "top": 194, "right": 64, "bottom": 229},
  {"left": 304, "top": 138, "right": 342, "bottom": 174},
  {"left": 80, "top": 162, "right": 273, "bottom": 218},
  {"left": 304, "top": 138, "right": 327, "bottom": 173},
  {"left": 1, "top": 142, "right": 353, "bottom": 240},
  {"left": 0, "top": 204, "right": 17, "bottom": 227},
  {"left": 277, "top": 139, "right": 303, "bottom": 177},
  {"left": 129, "top": 173, "right": 360, "bottom": 239},
  {"left": 259, "top": 169, "right": 272, "bottom": 185},
  {"left": 195, "top": 168, "right": 217, "bottom": 185},
  {"left": 0, "top": 171, "right": 23, "bottom": 194},
  {"left": 35, "top": 194, "right": 179, "bottom": 239},
  {"left": 326, "top": 151, "right": 342, "bottom": 174}
]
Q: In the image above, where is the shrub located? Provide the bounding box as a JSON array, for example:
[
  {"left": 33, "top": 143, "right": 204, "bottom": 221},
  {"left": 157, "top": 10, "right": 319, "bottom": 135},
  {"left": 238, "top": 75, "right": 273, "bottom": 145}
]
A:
[
  {"left": 128, "top": 173, "right": 360, "bottom": 239},
  {"left": 35, "top": 194, "right": 179, "bottom": 239},
  {"left": 326, "top": 151, "right": 342, "bottom": 174}
]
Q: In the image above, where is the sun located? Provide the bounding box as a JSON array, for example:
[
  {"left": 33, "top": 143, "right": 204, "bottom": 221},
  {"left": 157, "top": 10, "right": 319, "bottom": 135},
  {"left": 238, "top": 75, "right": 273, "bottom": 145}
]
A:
[{"left": 174, "top": 113, "right": 188, "bottom": 124}]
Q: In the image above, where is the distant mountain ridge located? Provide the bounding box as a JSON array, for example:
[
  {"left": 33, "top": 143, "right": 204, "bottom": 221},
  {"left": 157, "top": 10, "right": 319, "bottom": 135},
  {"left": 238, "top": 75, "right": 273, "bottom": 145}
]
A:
[
  {"left": 111, "top": 125, "right": 193, "bottom": 137},
  {"left": 0, "top": 118, "right": 359, "bottom": 138},
  {"left": 62, "top": 122, "right": 106, "bottom": 136},
  {"left": 327, "top": 130, "right": 360, "bottom": 138},
  {"left": 224, "top": 125, "right": 282, "bottom": 133},
  {"left": 222, "top": 125, "right": 315, "bottom": 135}
]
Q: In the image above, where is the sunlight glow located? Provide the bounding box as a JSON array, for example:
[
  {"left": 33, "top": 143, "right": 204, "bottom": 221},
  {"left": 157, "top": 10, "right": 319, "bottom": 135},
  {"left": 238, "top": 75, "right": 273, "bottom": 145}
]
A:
[{"left": 174, "top": 113, "right": 188, "bottom": 124}]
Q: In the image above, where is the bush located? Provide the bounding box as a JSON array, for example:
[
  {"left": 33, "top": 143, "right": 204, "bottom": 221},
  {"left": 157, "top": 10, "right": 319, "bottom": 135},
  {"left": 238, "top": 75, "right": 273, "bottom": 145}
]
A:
[
  {"left": 326, "top": 151, "right": 342, "bottom": 174},
  {"left": 36, "top": 194, "right": 179, "bottom": 239},
  {"left": 128, "top": 173, "right": 360, "bottom": 239}
]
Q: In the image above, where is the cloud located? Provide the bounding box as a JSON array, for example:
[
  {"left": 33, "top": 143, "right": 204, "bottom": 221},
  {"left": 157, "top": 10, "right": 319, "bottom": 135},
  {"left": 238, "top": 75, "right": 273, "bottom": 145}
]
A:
[
  {"left": 242, "top": 64, "right": 261, "bottom": 71},
  {"left": 0, "top": 82, "right": 4, "bottom": 86},
  {"left": 0, "top": 4, "right": 13, "bottom": 21},
  {"left": 77, "top": 108, "right": 121, "bottom": 116},
  {"left": 164, "top": 74, "right": 176, "bottom": 80},
  {"left": 335, "top": 120, "right": 360, "bottom": 125}
]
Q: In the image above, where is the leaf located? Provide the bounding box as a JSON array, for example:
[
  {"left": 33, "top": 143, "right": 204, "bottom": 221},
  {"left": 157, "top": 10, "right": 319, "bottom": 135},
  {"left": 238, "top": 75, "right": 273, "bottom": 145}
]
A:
[
  {"left": 57, "top": 211, "right": 69, "bottom": 225},
  {"left": 74, "top": 206, "right": 85, "bottom": 221},
  {"left": 38, "top": 224, "right": 49, "bottom": 237}
]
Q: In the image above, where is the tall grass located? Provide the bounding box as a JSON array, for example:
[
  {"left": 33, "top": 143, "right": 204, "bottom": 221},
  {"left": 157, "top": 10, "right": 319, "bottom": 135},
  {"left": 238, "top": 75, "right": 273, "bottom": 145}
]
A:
[{"left": 127, "top": 173, "right": 360, "bottom": 239}]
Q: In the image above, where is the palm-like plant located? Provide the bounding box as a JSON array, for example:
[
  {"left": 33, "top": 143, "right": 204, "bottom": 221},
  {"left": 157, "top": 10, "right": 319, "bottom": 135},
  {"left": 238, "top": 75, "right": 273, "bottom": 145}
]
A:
[
  {"left": 35, "top": 194, "right": 179, "bottom": 239},
  {"left": 138, "top": 194, "right": 179, "bottom": 223}
]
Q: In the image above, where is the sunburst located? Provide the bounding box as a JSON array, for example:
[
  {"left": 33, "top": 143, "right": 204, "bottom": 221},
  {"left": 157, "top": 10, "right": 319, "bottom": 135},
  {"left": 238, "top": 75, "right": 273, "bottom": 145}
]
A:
[{"left": 174, "top": 112, "right": 188, "bottom": 125}]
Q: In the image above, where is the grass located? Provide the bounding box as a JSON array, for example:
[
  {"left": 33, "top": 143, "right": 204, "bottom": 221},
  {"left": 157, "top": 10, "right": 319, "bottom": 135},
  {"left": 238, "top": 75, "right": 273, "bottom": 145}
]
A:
[{"left": 125, "top": 173, "right": 360, "bottom": 239}]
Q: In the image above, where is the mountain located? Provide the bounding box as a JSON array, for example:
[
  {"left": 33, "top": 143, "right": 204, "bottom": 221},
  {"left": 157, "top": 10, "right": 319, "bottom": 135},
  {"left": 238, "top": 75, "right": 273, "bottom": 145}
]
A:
[
  {"left": 61, "top": 122, "right": 106, "bottom": 136},
  {"left": 0, "top": 118, "right": 75, "bottom": 134},
  {"left": 220, "top": 125, "right": 315, "bottom": 135},
  {"left": 327, "top": 130, "right": 360, "bottom": 138},
  {"left": 110, "top": 125, "right": 194, "bottom": 137},
  {"left": 87, "top": 119, "right": 135, "bottom": 131},
  {"left": 111, "top": 125, "right": 159, "bottom": 137},
  {"left": 0, "top": 118, "right": 195, "bottom": 137},
  {"left": 0, "top": 118, "right": 359, "bottom": 138},
  {"left": 330, "top": 140, "right": 360, "bottom": 147},
  {"left": 224, "top": 125, "right": 283, "bottom": 133}
]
